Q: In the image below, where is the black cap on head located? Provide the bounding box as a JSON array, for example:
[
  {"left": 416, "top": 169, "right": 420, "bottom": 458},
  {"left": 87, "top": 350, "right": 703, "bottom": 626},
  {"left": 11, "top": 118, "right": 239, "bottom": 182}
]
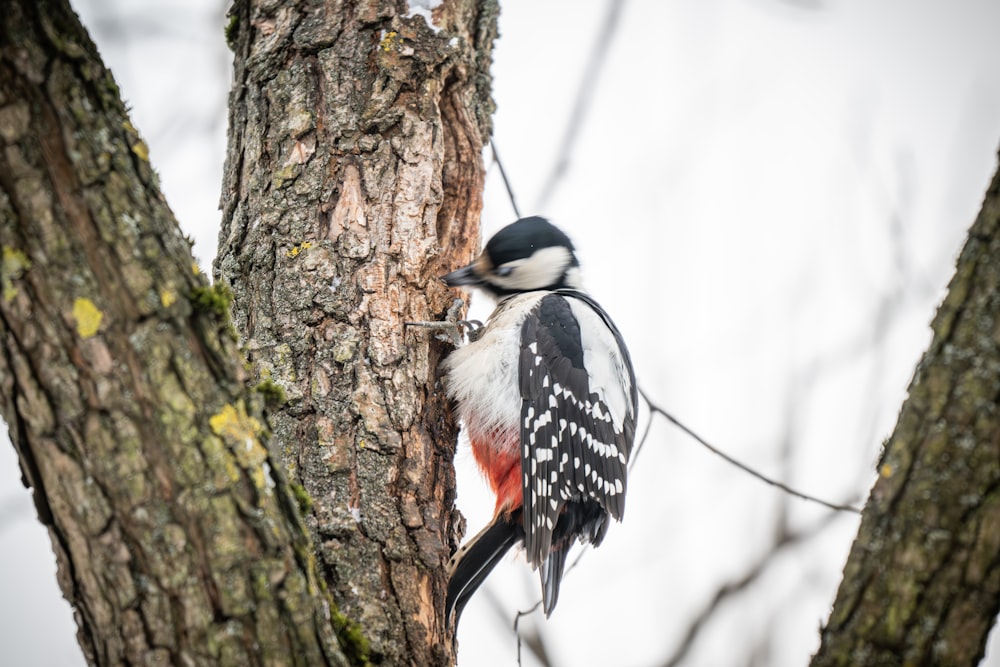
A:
[{"left": 485, "top": 216, "right": 577, "bottom": 267}]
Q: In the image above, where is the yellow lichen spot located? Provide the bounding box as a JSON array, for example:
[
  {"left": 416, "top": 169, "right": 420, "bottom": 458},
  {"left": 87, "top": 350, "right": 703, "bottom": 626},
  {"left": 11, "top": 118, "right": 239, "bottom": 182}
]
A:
[
  {"left": 286, "top": 241, "right": 314, "bottom": 258},
  {"left": 210, "top": 403, "right": 273, "bottom": 495},
  {"left": 2, "top": 246, "right": 31, "bottom": 302},
  {"left": 272, "top": 162, "right": 299, "bottom": 187},
  {"left": 160, "top": 288, "right": 177, "bottom": 308},
  {"left": 380, "top": 31, "right": 398, "bottom": 52},
  {"left": 131, "top": 140, "right": 150, "bottom": 161},
  {"left": 880, "top": 463, "right": 893, "bottom": 478},
  {"left": 73, "top": 298, "right": 103, "bottom": 338},
  {"left": 210, "top": 403, "right": 262, "bottom": 445},
  {"left": 250, "top": 464, "right": 268, "bottom": 491}
]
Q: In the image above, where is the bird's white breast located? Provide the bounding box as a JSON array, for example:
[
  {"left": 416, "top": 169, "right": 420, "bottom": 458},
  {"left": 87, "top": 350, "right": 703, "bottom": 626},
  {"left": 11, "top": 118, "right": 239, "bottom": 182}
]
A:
[{"left": 443, "top": 293, "right": 545, "bottom": 444}]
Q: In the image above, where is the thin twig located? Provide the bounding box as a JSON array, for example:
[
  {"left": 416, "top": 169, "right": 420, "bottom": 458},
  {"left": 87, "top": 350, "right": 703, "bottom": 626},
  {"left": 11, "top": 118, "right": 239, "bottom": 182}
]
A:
[
  {"left": 660, "top": 512, "right": 842, "bottom": 667},
  {"left": 504, "top": 383, "right": 860, "bottom": 665},
  {"left": 629, "top": 403, "right": 655, "bottom": 470},
  {"left": 640, "top": 387, "right": 863, "bottom": 514},
  {"left": 491, "top": 138, "right": 522, "bottom": 219},
  {"left": 535, "top": 0, "right": 626, "bottom": 210},
  {"left": 513, "top": 599, "right": 547, "bottom": 667}
]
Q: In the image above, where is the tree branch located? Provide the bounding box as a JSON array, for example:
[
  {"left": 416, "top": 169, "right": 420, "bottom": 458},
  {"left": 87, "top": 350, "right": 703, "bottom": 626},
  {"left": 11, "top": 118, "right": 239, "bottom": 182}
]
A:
[{"left": 812, "top": 154, "right": 1000, "bottom": 665}]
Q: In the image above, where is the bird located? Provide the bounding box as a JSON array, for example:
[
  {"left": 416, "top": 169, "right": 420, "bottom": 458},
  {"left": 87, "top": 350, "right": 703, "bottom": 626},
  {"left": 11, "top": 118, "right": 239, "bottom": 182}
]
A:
[{"left": 441, "top": 216, "right": 637, "bottom": 627}]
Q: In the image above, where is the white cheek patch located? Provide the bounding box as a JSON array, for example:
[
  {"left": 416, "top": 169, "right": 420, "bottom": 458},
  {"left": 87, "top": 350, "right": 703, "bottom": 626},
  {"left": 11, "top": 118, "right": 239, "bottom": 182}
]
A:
[
  {"left": 562, "top": 266, "right": 584, "bottom": 290},
  {"left": 493, "top": 246, "right": 571, "bottom": 291}
]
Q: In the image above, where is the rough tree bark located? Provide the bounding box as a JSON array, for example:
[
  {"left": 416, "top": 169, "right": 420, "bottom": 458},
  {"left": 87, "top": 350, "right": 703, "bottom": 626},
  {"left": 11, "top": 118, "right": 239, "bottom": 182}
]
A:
[
  {"left": 215, "top": 1, "right": 494, "bottom": 664},
  {"left": 813, "top": 158, "right": 1000, "bottom": 665},
  {"left": 0, "top": 0, "right": 494, "bottom": 665},
  {"left": 0, "top": 1, "right": 347, "bottom": 665}
]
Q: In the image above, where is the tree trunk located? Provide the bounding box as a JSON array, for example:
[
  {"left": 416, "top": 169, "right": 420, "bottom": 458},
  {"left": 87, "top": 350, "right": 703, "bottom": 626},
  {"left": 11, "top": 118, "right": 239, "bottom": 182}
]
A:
[
  {"left": 812, "top": 156, "right": 1000, "bottom": 665},
  {"left": 0, "top": 0, "right": 496, "bottom": 664},
  {"left": 0, "top": 1, "right": 345, "bottom": 665},
  {"left": 215, "top": 0, "right": 495, "bottom": 665}
]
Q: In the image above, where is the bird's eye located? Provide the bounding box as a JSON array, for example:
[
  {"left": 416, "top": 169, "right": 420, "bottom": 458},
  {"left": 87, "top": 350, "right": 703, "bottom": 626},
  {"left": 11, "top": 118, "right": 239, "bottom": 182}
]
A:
[{"left": 495, "top": 266, "right": 514, "bottom": 277}]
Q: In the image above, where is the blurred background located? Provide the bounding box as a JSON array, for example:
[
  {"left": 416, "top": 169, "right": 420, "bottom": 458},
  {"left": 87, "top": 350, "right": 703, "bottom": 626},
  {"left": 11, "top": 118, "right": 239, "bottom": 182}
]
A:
[{"left": 2, "top": 0, "right": 999, "bottom": 665}]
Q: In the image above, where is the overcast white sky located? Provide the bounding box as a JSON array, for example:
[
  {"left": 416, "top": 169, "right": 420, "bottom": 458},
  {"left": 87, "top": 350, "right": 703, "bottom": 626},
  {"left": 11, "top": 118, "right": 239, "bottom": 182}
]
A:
[{"left": 2, "top": 1, "right": 999, "bottom": 665}]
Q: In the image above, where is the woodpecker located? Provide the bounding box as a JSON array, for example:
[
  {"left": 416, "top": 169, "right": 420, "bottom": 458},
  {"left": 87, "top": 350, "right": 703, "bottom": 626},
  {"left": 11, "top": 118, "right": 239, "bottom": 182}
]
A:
[{"left": 442, "top": 216, "right": 637, "bottom": 626}]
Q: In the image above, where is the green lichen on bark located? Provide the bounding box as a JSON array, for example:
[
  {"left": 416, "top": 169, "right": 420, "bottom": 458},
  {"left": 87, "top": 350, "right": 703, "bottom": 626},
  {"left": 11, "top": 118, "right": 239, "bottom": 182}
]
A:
[
  {"left": 191, "top": 282, "right": 234, "bottom": 318},
  {"left": 289, "top": 481, "right": 314, "bottom": 514},
  {"left": 224, "top": 10, "right": 240, "bottom": 52},
  {"left": 1, "top": 246, "right": 31, "bottom": 301},
  {"left": 254, "top": 377, "right": 288, "bottom": 408},
  {"left": 332, "top": 608, "right": 372, "bottom": 667}
]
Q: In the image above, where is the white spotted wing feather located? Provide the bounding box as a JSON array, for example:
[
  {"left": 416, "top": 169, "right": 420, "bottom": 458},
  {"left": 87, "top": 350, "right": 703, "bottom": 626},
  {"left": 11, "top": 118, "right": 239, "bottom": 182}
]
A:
[{"left": 519, "top": 291, "right": 637, "bottom": 569}]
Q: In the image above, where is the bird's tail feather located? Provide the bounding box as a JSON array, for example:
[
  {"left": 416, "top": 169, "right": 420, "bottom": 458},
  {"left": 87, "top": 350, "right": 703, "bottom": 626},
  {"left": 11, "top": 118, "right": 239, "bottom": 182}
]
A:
[
  {"left": 539, "top": 543, "right": 569, "bottom": 616},
  {"left": 537, "top": 501, "right": 607, "bottom": 616},
  {"left": 446, "top": 512, "right": 523, "bottom": 628}
]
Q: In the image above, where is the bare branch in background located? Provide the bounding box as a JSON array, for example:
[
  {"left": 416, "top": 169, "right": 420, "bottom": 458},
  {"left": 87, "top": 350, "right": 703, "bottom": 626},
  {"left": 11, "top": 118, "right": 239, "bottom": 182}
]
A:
[
  {"left": 639, "top": 388, "right": 863, "bottom": 514},
  {"left": 652, "top": 186, "right": 935, "bottom": 665},
  {"left": 491, "top": 139, "right": 523, "bottom": 218},
  {"left": 535, "top": 0, "right": 626, "bottom": 210},
  {"left": 514, "top": 602, "right": 554, "bottom": 667},
  {"left": 660, "top": 511, "right": 843, "bottom": 667}
]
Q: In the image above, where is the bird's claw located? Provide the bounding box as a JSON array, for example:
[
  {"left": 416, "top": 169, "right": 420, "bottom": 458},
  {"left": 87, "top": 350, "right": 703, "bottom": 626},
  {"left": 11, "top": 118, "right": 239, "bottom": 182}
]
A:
[{"left": 404, "top": 299, "right": 483, "bottom": 345}]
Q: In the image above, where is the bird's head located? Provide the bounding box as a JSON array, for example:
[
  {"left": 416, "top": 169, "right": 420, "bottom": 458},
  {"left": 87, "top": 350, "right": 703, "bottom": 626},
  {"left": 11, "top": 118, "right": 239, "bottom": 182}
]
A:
[{"left": 442, "top": 216, "right": 582, "bottom": 298}]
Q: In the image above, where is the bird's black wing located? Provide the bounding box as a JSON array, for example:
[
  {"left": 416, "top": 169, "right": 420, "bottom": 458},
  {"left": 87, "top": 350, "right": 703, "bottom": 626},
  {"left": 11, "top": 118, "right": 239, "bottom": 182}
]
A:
[{"left": 519, "top": 292, "right": 636, "bottom": 572}]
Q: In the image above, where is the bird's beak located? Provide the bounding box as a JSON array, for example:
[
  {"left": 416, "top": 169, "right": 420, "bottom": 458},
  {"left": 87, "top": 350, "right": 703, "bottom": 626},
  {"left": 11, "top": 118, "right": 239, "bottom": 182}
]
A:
[{"left": 441, "top": 263, "right": 481, "bottom": 287}]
